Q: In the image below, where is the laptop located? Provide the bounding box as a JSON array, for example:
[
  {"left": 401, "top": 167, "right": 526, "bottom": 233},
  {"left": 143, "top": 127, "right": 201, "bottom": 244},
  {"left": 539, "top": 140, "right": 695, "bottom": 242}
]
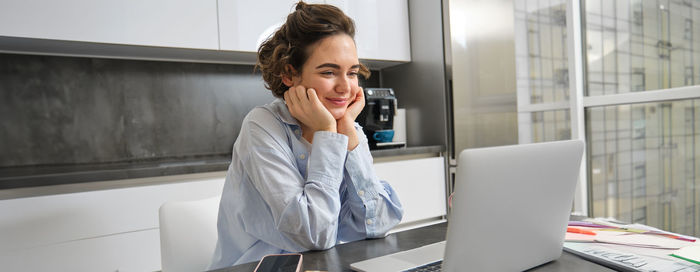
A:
[{"left": 351, "top": 140, "right": 585, "bottom": 272}]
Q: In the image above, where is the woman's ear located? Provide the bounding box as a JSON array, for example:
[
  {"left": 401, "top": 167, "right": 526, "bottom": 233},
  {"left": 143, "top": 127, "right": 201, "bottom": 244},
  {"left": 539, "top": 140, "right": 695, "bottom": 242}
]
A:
[{"left": 281, "top": 64, "right": 298, "bottom": 87}]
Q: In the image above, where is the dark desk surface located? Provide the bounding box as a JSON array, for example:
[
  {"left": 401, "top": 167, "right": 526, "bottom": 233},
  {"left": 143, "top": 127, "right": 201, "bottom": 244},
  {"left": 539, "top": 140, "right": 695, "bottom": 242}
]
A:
[{"left": 212, "top": 222, "right": 615, "bottom": 272}]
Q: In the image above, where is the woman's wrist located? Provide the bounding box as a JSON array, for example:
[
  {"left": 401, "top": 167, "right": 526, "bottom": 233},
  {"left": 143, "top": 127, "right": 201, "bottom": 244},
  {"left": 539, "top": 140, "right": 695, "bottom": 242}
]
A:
[
  {"left": 301, "top": 123, "right": 337, "bottom": 144},
  {"left": 318, "top": 125, "right": 337, "bottom": 133},
  {"left": 337, "top": 118, "right": 359, "bottom": 150}
]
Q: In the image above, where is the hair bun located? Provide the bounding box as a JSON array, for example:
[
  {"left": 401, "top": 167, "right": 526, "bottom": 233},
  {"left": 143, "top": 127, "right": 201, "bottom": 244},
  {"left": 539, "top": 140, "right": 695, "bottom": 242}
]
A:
[{"left": 295, "top": 1, "right": 307, "bottom": 10}]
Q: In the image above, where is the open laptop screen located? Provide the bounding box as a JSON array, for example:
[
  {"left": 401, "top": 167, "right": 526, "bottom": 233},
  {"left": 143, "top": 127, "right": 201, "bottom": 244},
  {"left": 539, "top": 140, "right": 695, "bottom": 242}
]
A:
[{"left": 351, "top": 140, "right": 584, "bottom": 272}]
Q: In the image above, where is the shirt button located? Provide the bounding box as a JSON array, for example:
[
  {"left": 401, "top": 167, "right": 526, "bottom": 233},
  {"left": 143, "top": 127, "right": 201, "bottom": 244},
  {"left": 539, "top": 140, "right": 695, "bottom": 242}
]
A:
[
  {"left": 299, "top": 153, "right": 306, "bottom": 160},
  {"left": 294, "top": 129, "right": 301, "bottom": 135},
  {"left": 358, "top": 190, "right": 365, "bottom": 197},
  {"left": 366, "top": 219, "right": 373, "bottom": 225}
]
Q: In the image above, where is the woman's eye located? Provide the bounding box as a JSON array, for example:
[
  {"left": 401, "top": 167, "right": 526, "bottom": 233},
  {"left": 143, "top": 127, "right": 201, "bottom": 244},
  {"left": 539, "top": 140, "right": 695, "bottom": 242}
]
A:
[
  {"left": 321, "top": 71, "right": 334, "bottom": 76},
  {"left": 348, "top": 71, "right": 359, "bottom": 77}
]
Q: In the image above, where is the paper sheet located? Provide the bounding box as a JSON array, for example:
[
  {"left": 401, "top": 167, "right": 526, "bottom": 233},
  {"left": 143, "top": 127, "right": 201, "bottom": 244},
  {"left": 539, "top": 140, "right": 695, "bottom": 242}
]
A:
[
  {"left": 564, "top": 242, "right": 700, "bottom": 272},
  {"left": 672, "top": 246, "right": 700, "bottom": 265},
  {"left": 566, "top": 230, "right": 694, "bottom": 250},
  {"left": 565, "top": 218, "right": 700, "bottom": 270}
]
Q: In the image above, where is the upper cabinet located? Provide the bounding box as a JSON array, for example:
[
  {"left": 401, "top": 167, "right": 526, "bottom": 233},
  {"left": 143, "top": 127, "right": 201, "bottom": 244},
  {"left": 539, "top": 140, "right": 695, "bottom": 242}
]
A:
[
  {"left": 218, "top": 0, "right": 301, "bottom": 52},
  {"left": 326, "top": 0, "right": 411, "bottom": 62},
  {"left": 217, "top": 0, "right": 410, "bottom": 63},
  {"left": 219, "top": 0, "right": 295, "bottom": 52},
  {"left": 0, "top": 0, "right": 219, "bottom": 50},
  {"left": 0, "top": 0, "right": 408, "bottom": 65}
]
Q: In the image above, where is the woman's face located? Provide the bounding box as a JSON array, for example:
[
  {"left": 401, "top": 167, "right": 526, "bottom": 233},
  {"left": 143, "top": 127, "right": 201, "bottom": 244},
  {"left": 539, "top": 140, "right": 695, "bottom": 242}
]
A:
[{"left": 292, "top": 34, "right": 362, "bottom": 120}]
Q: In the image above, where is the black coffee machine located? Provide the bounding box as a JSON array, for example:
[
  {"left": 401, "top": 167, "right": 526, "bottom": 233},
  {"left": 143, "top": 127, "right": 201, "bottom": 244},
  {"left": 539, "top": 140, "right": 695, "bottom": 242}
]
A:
[{"left": 357, "top": 88, "right": 405, "bottom": 149}]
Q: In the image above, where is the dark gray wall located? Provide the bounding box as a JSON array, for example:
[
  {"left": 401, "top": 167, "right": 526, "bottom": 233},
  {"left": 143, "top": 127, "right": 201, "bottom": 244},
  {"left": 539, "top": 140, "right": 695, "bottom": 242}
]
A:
[
  {"left": 0, "top": 53, "right": 273, "bottom": 167},
  {"left": 0, "top": 53, "right": 381, "bottom": 188},
  {"left": 381, "top": 0, "right": 449, "bottom": 148}
]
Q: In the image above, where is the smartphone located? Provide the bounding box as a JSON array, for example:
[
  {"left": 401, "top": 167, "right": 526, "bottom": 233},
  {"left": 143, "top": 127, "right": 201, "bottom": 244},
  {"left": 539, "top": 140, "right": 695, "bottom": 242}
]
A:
[{"left": 253, "top": 253, "right": 303, "bottom": 272}]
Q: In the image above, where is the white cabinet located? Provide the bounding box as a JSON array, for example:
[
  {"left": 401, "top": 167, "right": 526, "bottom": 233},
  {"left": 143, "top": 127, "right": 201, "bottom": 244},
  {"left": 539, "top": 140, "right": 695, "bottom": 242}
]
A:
[
  {"left": 0, "top": 0, "right": 219, "bottom": 50},
  {"left": 0, "top": 155, "right": 444, "bottom": 271},
  {"left": 0, "top": 0, "right": 409, "bottom": 64},
  {"left": 0, "top": 175, "right": 224, "bottom": 272},
  {"left": 217, "top": 0, "right": 411, "bottom": 63},
  {"left": 327, "top": 0, "right": 411, "bottom": 62},
  {"left": 217, "top": 0, "right": 326, "bottom": 52},
  {"left": 218, "top": 0, "right": 298, "bottom": 52},
  {"left": 375, "top": 157, "right": 446, "bottom": 225},
  {"left": 0, "top": 228, "right": 162, "bottom": 272}
]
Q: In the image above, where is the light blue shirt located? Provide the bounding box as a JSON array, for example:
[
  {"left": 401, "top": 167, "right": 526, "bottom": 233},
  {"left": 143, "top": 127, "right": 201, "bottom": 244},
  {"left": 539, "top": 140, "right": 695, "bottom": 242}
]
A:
[{"left": 209, "top": 99, "right": 404, "bottom": 269}]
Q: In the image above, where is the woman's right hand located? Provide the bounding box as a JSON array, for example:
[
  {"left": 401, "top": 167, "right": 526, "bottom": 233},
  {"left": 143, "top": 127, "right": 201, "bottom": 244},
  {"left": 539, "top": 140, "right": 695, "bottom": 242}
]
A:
[{"left": 284, "top": 85, "right": 337, "bottom": 134}]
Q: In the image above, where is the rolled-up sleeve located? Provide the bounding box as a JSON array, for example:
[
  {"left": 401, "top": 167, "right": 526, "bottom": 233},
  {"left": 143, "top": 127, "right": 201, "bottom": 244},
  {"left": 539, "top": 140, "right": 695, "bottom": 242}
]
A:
[{"left": 337, "top": 124, "right": 404, "bottom": 241}]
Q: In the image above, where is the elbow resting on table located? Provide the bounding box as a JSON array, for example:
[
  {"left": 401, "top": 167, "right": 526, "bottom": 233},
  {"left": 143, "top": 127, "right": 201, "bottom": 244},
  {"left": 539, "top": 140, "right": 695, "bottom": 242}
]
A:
[
  {"left": 281, "top": 226, "right": 338, "bottom": 251},
  {"left": 277, "top": 211, "right": 339, "bottom": 251}
]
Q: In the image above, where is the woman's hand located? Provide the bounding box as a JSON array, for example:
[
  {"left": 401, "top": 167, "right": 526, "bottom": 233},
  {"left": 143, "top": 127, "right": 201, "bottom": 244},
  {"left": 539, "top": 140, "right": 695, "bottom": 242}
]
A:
[
  {"left": 284, "top": 86, "right": 337, "bottom": 139},
  {"left": 337, "top": 87, "right": 365, "bottom": 151}
]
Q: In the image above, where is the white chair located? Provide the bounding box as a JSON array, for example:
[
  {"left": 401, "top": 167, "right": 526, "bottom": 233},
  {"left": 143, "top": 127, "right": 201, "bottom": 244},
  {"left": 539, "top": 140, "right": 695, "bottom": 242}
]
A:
[{"left": 159, "top": 195, "right": 221, "bottom": 272}]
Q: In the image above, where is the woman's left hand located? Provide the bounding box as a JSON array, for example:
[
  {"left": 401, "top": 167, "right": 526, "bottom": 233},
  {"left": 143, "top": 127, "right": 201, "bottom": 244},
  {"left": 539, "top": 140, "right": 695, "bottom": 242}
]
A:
[{"left": 337, "top": 87, "right": 365, "bottom": 151}]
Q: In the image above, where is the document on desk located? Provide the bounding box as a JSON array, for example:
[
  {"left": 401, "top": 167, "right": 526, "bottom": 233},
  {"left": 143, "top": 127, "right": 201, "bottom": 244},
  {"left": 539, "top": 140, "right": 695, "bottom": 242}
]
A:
[
  {"left": 564, "top": 218, "right": 700, "bottom": 271},
  {"left": 564, "top": 242, "right": 700, "bottom": 272},
  {"left": 672, "top": 246, "right": 700, "bottom": 265},
  {"left": 566, "top": 230, "right": 692, "bottom": 249}
]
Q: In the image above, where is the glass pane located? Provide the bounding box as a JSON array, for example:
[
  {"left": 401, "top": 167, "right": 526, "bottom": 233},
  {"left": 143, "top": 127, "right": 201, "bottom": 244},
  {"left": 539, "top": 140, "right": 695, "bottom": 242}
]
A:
[
  {"left": 514, "top": 0, "right": 570, "bottom": 105},
  {"left": 584, "top": 0, "right": 700, "bottom": 95},
  {"left": 524, "top": 110, "right": 572, "bottom": 143},
  {"left": 586, "top": 99, "right": 700, "bottom": 236}
]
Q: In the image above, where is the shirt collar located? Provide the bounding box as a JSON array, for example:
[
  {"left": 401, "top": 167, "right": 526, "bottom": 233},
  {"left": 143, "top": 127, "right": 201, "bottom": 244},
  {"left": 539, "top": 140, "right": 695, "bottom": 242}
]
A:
[{"left": 266, "top": 98, "right": 300, "bottom": 127}]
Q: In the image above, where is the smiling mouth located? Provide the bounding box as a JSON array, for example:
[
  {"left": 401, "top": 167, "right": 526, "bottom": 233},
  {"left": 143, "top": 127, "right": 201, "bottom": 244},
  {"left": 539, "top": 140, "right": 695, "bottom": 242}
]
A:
[{"left": 327, "top": 98, "right": 348, "bottom": 106}]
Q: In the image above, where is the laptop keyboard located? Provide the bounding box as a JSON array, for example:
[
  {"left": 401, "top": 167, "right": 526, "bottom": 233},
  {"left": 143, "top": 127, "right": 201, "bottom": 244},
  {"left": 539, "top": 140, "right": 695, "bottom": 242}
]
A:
[{"left": 403, "top": 260, "right": 443, "bottom": 272}]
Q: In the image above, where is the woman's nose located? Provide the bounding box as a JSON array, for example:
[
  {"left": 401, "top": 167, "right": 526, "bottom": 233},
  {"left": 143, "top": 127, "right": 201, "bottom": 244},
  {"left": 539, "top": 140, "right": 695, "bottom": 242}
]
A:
[{"left": 336, "top": 75, "right": 352, "bottom": 93}]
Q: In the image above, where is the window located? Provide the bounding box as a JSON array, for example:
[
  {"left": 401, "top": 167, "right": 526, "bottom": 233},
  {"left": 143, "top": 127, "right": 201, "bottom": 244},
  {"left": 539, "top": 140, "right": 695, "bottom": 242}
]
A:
[
  {"left": 514, "top": 0, "right": 572, "bottom": 144},
  {"left": 514, "top": 0, "right": 700, "bottom": 236},
  {"left": 588, "top": 100, "right": 700, "bottom": 236}
]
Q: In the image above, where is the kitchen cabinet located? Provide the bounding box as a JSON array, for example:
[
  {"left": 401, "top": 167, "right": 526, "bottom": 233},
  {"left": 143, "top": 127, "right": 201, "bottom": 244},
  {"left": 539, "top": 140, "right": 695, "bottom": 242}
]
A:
[
  {"left": 0, "top": 0, "right": 219, "bottom": 50},
  {"left": 326, "top": 0, "right": 411, "bottom": 62},
  {"left": 0, "top": 174, "right": 225, "bottom": 272},
  {"left": 0, "top": 0, "right": 409, "bottom": 65},
  {"left": 0, "top": 154, "right": 444, "bottom": 271},
  {"left": 218, "top": 0, "right": 297, "bottom": 52},
  {"left": 218, "top": 0, "right": 326, "bottom": 52},
  {"left": 217, "top": 0, "right": 410, "bottom": 63},
  {"left": 375, "top": 156, "right": 447, "bottom": 225}
]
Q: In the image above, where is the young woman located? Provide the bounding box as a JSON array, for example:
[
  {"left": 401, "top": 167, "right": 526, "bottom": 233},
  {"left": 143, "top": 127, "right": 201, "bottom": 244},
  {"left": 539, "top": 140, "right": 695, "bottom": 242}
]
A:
[{"left": 209, "top": 1, "right": 403, "bottom": 268}]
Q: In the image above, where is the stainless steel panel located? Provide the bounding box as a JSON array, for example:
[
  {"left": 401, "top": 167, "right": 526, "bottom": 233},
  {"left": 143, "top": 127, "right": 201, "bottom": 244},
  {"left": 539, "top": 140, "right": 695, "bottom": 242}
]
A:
[{"left": 447, "top": 0, "right": 518, "bottom": 161}]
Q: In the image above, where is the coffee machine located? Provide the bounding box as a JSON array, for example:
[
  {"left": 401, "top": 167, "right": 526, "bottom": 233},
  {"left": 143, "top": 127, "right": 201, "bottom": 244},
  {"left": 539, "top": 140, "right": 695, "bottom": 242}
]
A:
[{"left": 357, "top": 88, "right": 405, "bottom": 149}]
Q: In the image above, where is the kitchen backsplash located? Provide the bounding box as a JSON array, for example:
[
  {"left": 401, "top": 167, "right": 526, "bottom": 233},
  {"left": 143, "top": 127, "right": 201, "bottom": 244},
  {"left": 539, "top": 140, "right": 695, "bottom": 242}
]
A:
[
  {"left": 0, "top": 53, "right": 380, "bottom": 173},
  {"left": 0, "top": 53, "right": 275, "bottom": 168}
]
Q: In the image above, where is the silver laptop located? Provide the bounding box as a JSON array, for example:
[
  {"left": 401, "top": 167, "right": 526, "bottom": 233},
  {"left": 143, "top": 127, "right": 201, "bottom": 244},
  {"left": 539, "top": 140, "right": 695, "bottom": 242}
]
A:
[{"left": 351, "top": 140, "right": 584, "bottom": 272}]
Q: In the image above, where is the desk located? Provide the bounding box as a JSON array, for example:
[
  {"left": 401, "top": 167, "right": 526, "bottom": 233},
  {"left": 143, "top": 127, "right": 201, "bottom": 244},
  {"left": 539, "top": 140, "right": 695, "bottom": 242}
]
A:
[{"left": 211, "top": 222, "right": 615, "bottom": 272}]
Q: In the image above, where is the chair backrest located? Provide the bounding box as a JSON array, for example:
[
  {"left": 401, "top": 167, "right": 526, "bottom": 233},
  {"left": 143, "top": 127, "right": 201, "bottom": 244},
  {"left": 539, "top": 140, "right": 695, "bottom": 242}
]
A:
[{"left": 159, "top": 195, "right": 221, "bottom": 272}]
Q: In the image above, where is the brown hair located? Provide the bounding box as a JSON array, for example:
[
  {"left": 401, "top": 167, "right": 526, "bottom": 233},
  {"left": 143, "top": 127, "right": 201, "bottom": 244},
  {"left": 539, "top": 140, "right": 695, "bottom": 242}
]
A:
[{"left": 256, "top": 1, "right": 371, "bottom": 98}]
